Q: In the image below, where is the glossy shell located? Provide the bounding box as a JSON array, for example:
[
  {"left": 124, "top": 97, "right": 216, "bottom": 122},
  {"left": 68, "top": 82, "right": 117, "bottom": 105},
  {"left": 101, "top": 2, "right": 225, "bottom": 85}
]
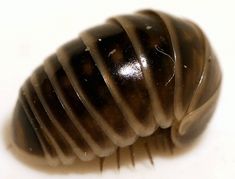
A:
[{"left": 12, "top": 10, "right": 222, "bottom": 166}]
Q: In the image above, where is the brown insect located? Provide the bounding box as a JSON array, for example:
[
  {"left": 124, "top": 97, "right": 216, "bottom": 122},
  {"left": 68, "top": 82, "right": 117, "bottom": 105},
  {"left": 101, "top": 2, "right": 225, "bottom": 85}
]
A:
[{"left": 11, "top": 9, "right": 222, "bottom": 168}]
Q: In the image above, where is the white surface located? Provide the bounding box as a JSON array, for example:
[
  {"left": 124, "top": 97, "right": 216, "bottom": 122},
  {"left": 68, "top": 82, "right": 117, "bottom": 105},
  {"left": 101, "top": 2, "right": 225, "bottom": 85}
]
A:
[{"left": 0, "top": 0, "right": 234, "bottom": 178}]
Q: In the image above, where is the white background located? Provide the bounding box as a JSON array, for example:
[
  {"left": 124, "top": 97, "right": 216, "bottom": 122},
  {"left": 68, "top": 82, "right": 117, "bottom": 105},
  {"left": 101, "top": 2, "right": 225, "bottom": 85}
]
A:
[{"left": 0, "top": 0, "right": 234, "bottom": 179}]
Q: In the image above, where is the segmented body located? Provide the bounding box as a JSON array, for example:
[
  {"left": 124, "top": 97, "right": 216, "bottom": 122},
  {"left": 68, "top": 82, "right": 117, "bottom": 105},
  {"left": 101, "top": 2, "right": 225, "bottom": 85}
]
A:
[{"left": 12, "top": 10, "right": 222, "bottom": 166}]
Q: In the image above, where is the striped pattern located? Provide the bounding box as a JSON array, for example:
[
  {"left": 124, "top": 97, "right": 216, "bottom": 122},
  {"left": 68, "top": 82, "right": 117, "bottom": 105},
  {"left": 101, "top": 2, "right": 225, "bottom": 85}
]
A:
[{"left": 13, "top": 10, "right": 222, "bottom": 166}]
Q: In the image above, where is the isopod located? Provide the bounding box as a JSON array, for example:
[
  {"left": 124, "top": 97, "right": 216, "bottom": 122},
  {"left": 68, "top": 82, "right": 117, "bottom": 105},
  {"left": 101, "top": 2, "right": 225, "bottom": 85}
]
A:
[{"left": 11, "top": 9, "right": 222, "bottom": 167}]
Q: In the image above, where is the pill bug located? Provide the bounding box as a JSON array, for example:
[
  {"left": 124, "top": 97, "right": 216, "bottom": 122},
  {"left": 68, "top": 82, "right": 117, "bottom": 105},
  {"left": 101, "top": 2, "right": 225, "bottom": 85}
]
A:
[{"left": 11, "top": 9, "right": 222, "bottom": 167}]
